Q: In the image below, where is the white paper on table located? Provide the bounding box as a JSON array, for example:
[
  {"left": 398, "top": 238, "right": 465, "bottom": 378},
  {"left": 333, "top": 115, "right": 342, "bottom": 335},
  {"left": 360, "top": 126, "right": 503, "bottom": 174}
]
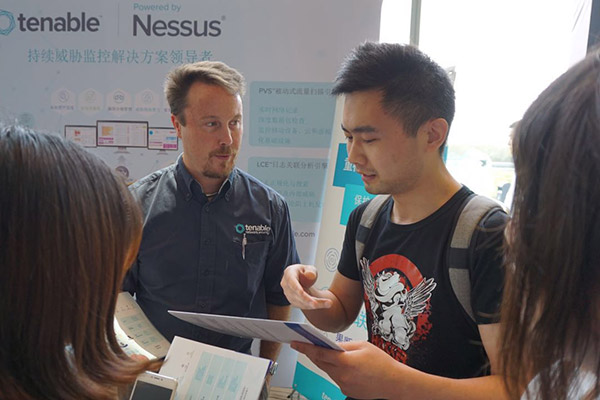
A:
[
  {"left": 168, "top": 311, "right": 345, "bottom": 351},
  {"left": 114, "top": 292, "right": 170, "bottom": 359},
  {"left": 160, "top": 336, "right": 270, "bottom": 400}
]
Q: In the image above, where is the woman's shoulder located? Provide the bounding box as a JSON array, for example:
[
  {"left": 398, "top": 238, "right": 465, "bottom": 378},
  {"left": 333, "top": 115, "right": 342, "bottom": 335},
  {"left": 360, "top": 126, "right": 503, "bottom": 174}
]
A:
[{"left": 522, "top": 369, "right": 599, "bottom": 400}]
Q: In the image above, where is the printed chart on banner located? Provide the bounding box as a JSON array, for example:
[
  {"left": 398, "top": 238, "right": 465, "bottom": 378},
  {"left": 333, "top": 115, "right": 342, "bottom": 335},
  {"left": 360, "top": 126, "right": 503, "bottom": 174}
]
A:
[
  {"left": 148, "top": 127, "right": 179, "bottom": 151},
  {"left": 160, "top": 336, "right": 270, "bottom": 400},
  {"left": 64, "top": 125, "right": 97, "bottom": 148},
  {"left": 96, "top": 120, "right": 148, "bottom": 148}
]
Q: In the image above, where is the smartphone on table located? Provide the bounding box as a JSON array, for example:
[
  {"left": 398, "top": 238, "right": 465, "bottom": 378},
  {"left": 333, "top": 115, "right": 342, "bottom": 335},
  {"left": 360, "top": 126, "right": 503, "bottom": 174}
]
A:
[{"left": 129, "top": 371, "right": 177, "bottom": 400}]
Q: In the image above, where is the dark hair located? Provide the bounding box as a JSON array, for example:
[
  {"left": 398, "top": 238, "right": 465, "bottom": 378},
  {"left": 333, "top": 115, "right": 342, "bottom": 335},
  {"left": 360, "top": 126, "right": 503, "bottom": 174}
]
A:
[
  {"left": 499, "top": 50, "right": 600, "bottom": 399},
  {"left": 165, "top": 61, "right": 246, "bottom": 126},
  {"left": 332, "top": 42, "right": 455, "bottom": 150},
  {"left": 0, "top": 126, "right": 154, "bottom": 399}
]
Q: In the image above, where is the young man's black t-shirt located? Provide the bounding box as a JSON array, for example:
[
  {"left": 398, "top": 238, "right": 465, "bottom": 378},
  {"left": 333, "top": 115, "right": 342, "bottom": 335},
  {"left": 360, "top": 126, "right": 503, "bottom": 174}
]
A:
[{"left": 338, "top": 186, "right": 507, "bottom": 379}]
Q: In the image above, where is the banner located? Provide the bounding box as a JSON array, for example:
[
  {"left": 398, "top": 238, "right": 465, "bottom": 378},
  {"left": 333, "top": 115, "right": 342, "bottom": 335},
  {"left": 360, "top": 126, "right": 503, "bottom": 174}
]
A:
[
  {"left": 0, "top": 0, "right": 382, "bottom": 391},
  {"left": 293, "top": 97, "right": 376, "bottom": 400}
]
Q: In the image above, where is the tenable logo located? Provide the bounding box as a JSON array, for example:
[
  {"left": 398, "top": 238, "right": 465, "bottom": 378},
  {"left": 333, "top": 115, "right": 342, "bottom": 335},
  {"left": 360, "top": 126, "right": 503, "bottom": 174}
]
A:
[
  {"left": 235, "top": 224, "right": 245, "bottom": 234},
  {"left": 0, "top": 10, "right": 16, "bottom": 35},
  {"left": 6, "top": 11, "right": 100, "bottom": 33},
  {"left": 235, "top": 223, "right": 271, "bottom": 235}
]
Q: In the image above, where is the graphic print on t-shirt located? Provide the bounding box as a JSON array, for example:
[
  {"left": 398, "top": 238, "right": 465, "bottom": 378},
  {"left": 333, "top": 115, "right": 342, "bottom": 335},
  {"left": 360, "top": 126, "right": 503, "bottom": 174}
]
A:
[{"left": 360, "top": 254, "right": 436, "bottom": 362}]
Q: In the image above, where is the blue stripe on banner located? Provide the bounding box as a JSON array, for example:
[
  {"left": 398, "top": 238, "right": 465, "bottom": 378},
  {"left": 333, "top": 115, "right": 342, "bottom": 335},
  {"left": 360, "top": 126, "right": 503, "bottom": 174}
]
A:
[
  {"left": 285, "top": 323, "right": 334, "bottom": 349},
  {"left": 293, "top": 362, "right": 345, "bottom": 400}
]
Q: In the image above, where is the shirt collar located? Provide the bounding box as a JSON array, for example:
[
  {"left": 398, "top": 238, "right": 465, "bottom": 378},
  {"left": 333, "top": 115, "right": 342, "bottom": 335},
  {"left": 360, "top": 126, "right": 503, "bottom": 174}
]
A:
[{"left": 176, "top": 154, "right": 235, "bottom": 202}]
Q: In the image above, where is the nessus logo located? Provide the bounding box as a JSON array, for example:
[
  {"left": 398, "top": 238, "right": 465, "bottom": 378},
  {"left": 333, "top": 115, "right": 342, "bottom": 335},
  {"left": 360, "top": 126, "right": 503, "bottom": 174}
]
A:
[
  {"left": 0, "top": 10, "right": 100, "bottom": 33},
  {"left": 235, "top": 224, "right": 271, "bottom": 235},
  {"left": 133, "top": 14, "right": 221, "bottom": 37}
]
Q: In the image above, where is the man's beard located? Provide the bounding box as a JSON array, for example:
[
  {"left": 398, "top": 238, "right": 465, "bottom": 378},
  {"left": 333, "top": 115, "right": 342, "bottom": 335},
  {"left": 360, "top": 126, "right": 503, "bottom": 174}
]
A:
[{"left": 202, "top": 146, "right": 237, "bottom": 179}]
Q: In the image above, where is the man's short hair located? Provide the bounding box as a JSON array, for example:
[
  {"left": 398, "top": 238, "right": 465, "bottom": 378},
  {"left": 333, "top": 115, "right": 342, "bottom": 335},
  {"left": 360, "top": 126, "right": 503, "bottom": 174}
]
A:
[
  {"left": 165, "top": 61, "right": 246, "bottom": 126},
  {"left": 333, "top": 42, "right": 455, "bottom": 141}
]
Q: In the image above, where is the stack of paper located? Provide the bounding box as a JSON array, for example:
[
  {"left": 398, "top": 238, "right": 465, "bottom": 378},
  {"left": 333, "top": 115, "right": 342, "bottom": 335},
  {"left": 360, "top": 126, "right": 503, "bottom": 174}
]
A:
[
  {"left": 114, "top": 292, "right": 170, "bottom": 359},
  {"left": 160, "top": 336, "right": 270, "bottom": 400}
]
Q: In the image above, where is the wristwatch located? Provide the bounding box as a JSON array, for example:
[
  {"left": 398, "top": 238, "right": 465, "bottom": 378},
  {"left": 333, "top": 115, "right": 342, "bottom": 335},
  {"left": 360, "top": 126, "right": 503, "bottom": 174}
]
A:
[{"left": 268, "top": 361, "right": 278, "bottom": 376}]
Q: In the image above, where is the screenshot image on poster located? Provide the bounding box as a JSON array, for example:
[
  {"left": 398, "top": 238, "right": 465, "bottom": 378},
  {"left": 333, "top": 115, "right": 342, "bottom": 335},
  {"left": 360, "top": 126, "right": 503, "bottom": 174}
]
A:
[
  {"left": 96, "top": 120, "right": 148, "bottom": 148},
  {"left": 64, "top": 125, "right": 97, "bottom": 148},
  {"left": 148, "top": 127, "right": 179, "bottom": 151}
]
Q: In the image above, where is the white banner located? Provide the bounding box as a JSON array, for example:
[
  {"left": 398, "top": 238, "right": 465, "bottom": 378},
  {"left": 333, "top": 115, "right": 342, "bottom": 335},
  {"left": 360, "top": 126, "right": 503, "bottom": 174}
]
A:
[
  {"left": 293, "top": 97, "right": 378, "bottom": 400},
  {"left": 0, "top": 0, "right": 381, "bottom": 393}
]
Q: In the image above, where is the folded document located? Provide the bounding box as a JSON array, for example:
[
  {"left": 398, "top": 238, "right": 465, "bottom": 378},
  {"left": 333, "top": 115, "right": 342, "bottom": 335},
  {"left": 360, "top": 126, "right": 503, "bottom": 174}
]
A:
[
  {"left": 160, "top": 336, "right": 270, "bottom": 400},
  {"left": 168, "top": 311, "right": 344, "bottom": 351},
  {"left": 114, "top": 292, "right": 170, "bottom": 359}
]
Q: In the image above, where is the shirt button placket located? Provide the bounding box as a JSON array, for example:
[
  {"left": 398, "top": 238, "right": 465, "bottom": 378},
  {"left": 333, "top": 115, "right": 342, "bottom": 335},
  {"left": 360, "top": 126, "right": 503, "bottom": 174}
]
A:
[{"left": 197, "top": 203, "right": 215, "bottom": 313}]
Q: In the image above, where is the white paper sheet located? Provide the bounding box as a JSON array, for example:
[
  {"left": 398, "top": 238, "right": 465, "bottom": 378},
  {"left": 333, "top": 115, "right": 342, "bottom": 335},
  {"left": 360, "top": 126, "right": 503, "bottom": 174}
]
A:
[
  {"left": 168, "top": 311, "right": 344, "bottom": 351},
  {"left": 160, "top": 336, "right": 269, "bottom": 400},
  {"left": 114, "top": 292, "right": 170, "bottom": 359}
]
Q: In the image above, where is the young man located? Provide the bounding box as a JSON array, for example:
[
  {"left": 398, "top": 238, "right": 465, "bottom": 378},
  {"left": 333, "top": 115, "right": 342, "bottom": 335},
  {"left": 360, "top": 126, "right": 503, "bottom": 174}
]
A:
[
  {"left": 124, "top": 62, "right": 299, "bottom": 375},
  {"left": 281, "top": 42, "right": 508, "bottom": 399}
]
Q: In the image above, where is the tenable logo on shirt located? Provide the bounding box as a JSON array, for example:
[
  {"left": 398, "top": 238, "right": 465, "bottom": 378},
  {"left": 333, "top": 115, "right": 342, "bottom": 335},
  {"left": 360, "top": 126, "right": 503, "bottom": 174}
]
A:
[{"left": 235, "top": 223, "right": 271, "bottom": 235}]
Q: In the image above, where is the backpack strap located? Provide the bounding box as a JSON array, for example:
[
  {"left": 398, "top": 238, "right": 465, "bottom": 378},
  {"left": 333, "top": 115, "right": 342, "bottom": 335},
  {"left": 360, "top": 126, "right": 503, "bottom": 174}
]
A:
[
  {"left": 355, "top": 195, "right": 391, "bottom": 266},
  {"left": 354, "top": 192, "right": 504, "bottom": 326},
  {"left": 447, "top": 194, "right": 505, "bottom": 324}
]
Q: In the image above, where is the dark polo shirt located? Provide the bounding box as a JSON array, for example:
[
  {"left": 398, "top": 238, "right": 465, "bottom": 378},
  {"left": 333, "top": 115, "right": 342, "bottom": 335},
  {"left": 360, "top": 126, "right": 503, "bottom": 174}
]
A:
[{"left": 123, "top": 156, "right": 299, "bottom": 353}]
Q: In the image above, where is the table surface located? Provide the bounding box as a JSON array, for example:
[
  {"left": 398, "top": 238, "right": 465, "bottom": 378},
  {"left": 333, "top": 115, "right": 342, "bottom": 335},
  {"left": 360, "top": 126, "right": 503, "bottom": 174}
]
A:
[{"left": 268, "top": 386, "right": 308, "bottom": 400}]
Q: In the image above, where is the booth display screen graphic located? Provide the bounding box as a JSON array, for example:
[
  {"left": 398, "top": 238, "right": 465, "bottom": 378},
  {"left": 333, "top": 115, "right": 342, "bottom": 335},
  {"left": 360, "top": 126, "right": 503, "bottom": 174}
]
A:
[
  {"left": 96, "top": 120, "right": 148, "bottom": 148},
  {"left": 0, "top": 0, "right": 382, "bottom": 393},
  {"left": 148, "top": 127, "right": 178, "bottom": 151},
  {"left": 64, "top": 124, "right": 96, "bottom": 148}
]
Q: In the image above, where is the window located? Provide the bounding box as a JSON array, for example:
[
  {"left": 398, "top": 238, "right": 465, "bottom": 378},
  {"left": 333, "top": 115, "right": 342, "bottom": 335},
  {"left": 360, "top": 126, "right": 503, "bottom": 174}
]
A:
[{"left": 380, "top": 0, "right": 591, "bottom": 206}]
